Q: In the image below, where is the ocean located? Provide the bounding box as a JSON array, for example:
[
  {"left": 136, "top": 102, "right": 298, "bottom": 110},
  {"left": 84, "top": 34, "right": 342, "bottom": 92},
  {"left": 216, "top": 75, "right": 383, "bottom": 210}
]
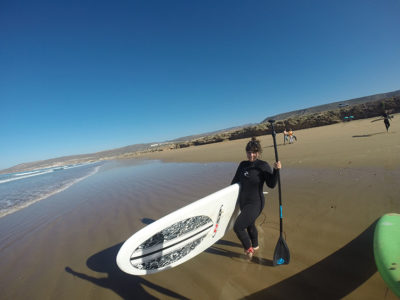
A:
[
  {"left": 0, "top": 160, "right": 238, "bottom": 219},
  {"left": 0, "top": 162, "right": 103, "bottom": 218}
]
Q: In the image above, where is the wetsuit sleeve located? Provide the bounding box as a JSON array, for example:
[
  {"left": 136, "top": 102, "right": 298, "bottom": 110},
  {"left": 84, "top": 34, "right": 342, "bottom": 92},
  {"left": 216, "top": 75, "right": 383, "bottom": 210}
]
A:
[
  {"left": 231, "top": 162, "right": 243, "bottom": 185},
  {"left": 263, "top": 163, "right": 278, "bottom": 188}
]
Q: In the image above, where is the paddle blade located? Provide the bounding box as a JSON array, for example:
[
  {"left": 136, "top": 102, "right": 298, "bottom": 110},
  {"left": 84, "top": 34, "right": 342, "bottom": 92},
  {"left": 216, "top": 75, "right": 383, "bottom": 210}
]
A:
[{"left": 273, "top": 236, "right": 290, "bottom": 266}]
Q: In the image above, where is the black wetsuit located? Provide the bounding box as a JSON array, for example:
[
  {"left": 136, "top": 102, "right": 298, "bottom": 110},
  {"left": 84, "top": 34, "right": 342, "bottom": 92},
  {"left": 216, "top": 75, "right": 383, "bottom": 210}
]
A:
[
  {"left": 231, "top": 159, "right": 278, "bottom": 250},
  {"left": 383, "top": 113, "right": 391, "bottom": 132}
]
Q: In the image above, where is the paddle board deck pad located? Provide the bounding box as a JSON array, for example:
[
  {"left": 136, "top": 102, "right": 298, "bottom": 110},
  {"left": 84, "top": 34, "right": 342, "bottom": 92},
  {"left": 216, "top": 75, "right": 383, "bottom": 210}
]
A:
[
  {"left": 117, "top": 183, "right": 240, "bottom": 275},
  {"left": 373, "top": 213, "right": 400, "bottom": 297}
]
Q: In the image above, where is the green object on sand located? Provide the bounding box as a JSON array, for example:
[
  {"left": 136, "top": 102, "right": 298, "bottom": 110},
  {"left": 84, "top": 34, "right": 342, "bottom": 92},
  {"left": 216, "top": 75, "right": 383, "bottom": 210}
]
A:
[{"left": 373, "top": 213, "right": 400, "bottom": 297}]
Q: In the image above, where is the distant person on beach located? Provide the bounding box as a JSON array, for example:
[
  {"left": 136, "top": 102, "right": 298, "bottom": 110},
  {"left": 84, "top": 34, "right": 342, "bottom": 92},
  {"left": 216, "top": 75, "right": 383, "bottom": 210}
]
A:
[
  {"left": 231, "top": 137, "right": 281, "bottom": 259},
  {"left": 283, "top": 129, "right": 289, "bottom": 145},
  {"left": 382, "top": 111, "right": 392, "bottom": 132},
  {"left": 288, "top": 129, "right": 295, "bottom": 144}
]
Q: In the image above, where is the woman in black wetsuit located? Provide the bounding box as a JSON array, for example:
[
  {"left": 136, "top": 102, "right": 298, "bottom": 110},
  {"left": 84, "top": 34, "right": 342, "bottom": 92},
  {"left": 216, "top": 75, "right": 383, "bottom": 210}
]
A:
[{"left": 231, "top": 137, "right": 281, "bottom": 258}]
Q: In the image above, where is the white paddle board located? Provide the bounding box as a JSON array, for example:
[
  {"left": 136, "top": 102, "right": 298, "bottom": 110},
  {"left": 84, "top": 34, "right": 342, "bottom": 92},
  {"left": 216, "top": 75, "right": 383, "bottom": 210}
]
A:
[{"left": 116, "top": 183, "right": 240, "bottom": 275}]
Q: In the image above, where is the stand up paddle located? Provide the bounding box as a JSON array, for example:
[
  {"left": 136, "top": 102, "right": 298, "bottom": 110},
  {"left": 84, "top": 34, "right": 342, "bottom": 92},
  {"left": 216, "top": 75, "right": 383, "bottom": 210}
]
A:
[{"left": 268, "top": 120, "right": 290, "bottom": 266}]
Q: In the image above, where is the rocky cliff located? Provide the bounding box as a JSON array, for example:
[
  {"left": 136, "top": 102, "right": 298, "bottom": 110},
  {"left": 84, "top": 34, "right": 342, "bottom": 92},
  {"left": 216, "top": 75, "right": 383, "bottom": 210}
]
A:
[{"left": 175, "top": 95, "right": 400, "bottom": 148}]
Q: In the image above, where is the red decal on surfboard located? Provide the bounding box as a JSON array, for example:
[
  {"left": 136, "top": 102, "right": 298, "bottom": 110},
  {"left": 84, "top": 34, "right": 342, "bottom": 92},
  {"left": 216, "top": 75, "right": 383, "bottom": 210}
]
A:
[{"left": 212, "top": 205, "right": 223, "bottom": 237}]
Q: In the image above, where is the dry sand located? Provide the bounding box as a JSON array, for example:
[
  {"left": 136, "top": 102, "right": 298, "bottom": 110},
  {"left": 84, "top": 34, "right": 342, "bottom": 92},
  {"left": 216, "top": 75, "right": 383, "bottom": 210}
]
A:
[{"left": 0, "top": 115, "right": 399, "bottom": 300}]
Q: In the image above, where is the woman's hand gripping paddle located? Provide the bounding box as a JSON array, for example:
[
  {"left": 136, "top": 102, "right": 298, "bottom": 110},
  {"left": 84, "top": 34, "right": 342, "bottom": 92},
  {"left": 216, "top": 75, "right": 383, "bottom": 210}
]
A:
[{"left": 268, "top": 120, "right": 290, "bottom": 266}]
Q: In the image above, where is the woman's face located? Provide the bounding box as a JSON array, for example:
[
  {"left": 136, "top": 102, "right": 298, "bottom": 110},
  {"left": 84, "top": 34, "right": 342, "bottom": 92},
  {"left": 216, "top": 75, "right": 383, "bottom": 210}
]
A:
[{"left": 247, "top": 151, "right": 259, "bottom": 162}]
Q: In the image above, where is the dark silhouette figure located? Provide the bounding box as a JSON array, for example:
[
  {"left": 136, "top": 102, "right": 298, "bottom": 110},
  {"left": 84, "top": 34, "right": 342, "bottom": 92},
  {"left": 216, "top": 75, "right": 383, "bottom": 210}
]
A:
[
  {"left": 382, "top": 112, "right": 392, "bottom": 132},
  {"left": 65, "top": 242, "right": 189, "bottom": 300}
]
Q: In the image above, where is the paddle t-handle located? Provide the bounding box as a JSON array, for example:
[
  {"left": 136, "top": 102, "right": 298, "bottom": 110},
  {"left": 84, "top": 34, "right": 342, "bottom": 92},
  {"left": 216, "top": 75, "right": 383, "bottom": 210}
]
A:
[{"left": 268, "top": 120, "right": 280, "bottom": 163}]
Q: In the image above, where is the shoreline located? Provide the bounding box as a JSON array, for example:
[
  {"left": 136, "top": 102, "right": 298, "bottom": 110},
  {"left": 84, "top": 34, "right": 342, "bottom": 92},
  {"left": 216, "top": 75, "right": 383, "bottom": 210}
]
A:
[{"left": 0, "top": 163, "right": 102, "bottom": 219}]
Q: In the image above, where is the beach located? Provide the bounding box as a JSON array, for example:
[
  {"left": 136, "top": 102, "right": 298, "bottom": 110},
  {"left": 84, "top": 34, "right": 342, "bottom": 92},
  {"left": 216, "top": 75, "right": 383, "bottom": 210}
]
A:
[{"left": 1, "top": 115, "right": 399, "bottom": 300}]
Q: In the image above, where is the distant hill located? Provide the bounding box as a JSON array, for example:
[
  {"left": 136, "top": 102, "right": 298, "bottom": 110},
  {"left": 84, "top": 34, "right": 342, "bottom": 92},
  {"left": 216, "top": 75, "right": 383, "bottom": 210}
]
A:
[
  {"left": 172, "top": 89, "right": 400, "bottom": 146},
  {"left": 168, "top": 124, "right": 256, "bottom": 143},
  {"left": 2, "top": 89, "right": 399, "bottom": 174},
  {"left": 263, "top": 90, "right": 400, "bottom": 122},
  {"left": 0, "top": 143, "right": 155, "bottom": 175}
]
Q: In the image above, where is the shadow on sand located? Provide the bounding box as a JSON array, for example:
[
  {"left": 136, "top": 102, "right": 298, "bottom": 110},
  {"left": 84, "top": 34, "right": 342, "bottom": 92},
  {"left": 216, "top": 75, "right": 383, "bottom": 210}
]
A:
[
  {"left": 65, "top": 242, "right": 189, "bottom": 300},
  {"left": 244, "top": 220, "right": 378, "bottom": 300},
  {"left": 141, "top": 217, "right": 156, "bottom": 225},
  {"left": 66, "top": 219, "right": 377, "bottom": 299},
  {"left": 207, "top": 239, "right": 274, "bottom": 266},
  {"left": 352, "top": 132, "right": 386, "bottom": 138},
  {"left": 64, "top": 238, "right": 253, "bottom": 299}
]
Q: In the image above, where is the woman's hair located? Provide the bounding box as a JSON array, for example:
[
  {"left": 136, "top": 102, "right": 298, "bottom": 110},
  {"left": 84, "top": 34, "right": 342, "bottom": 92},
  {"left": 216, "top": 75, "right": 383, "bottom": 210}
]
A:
[{"left": 246, "top": 137, "right": 262, "bottom": 153}]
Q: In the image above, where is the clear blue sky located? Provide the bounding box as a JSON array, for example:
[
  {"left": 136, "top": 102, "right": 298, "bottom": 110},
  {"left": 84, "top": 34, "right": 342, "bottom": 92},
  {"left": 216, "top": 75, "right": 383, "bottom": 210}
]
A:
[{"left": 1, "top": 0, "right": 399, "bottom": 170}]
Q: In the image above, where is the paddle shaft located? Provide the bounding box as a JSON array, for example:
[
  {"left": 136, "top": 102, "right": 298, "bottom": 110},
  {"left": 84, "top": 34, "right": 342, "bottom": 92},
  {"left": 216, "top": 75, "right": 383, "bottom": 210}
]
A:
[{"left": 269, "top": 121, "right": 283, "bottom": 235}]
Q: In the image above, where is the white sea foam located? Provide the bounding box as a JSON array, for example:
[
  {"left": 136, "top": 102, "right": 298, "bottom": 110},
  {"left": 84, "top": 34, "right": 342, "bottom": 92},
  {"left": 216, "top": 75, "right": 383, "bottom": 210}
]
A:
[
  {"left": 0, "top": 164, "right": 102, "bottom": 218},
  {"left": 0, "top": 169, "right": 54, "bottom": 184},
  {"left": 0, "top": 163, "right": 97, "bottom": 185},
  {"left": 14, "top": 170, "right": 43, "bottom": 177}
]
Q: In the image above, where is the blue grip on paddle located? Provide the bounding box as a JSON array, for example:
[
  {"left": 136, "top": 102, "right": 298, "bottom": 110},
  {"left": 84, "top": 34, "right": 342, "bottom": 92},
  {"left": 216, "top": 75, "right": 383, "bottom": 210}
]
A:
[
  {"left": 277, "top": 258, "right": 285, "bottom": 265},
  {"left": 280, "top": 205, "right": 283, "bottom": 218}
]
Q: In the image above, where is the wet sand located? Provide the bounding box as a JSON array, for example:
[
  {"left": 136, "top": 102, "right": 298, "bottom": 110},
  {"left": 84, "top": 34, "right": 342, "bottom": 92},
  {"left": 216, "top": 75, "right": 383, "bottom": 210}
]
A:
[{"left": 1, "top": 115, "right": 399, "bottom": 299}]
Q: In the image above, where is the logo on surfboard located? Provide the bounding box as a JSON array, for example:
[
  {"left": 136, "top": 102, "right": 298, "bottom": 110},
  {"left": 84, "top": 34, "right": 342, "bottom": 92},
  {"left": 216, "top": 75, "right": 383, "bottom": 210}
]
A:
[{"left": 212, "top": 205, "right": 223, "bottom": 237}]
